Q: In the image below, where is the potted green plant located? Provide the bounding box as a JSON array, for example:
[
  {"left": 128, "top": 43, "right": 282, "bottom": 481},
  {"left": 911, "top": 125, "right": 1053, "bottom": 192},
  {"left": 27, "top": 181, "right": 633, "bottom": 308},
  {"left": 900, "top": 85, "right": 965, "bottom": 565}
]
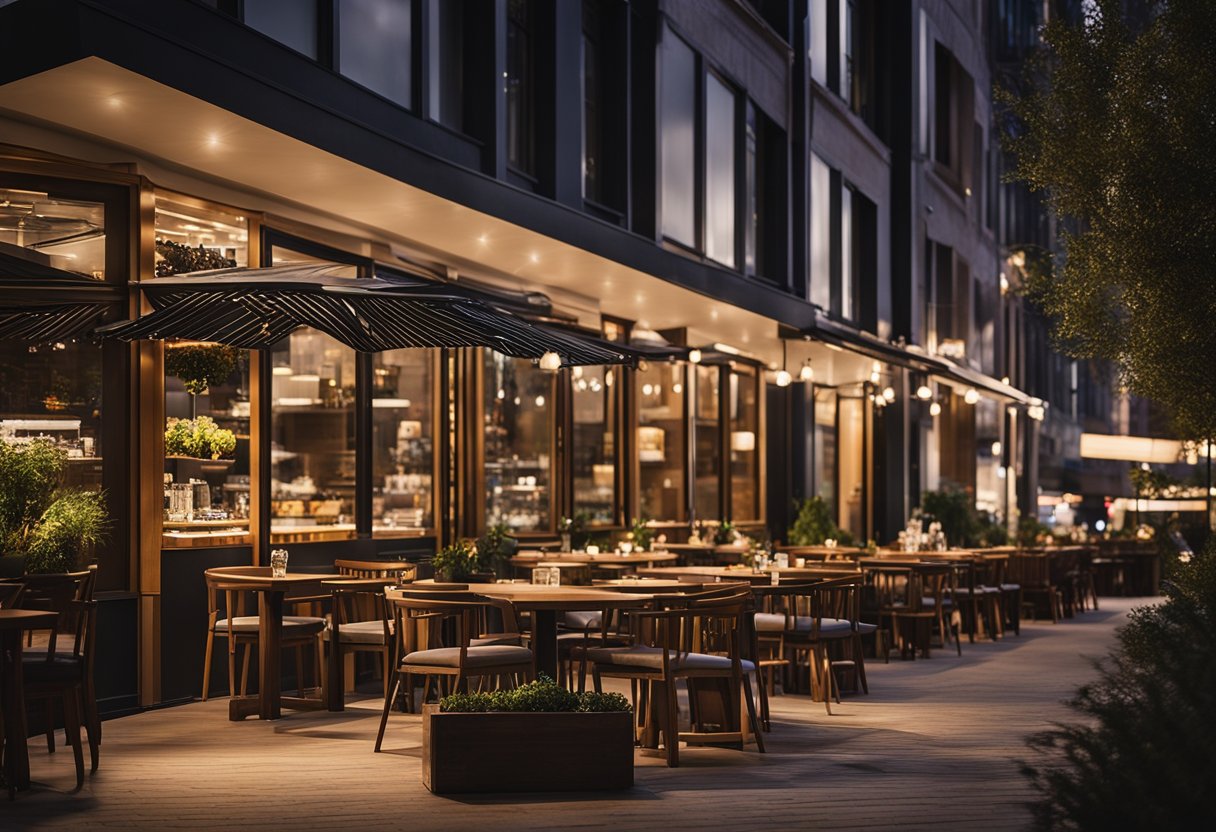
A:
[
  {"left": 787, "top": 496, "right": 855, "bottom": 546},
  {"left": 165, "top": 343, "right": 241, "bottom": 418},
  {"left": 0, "top": 439, "right": 109, "bottom": 576},
  {"left": 430, "top": 539, "right": 495, "bottom": 583},
  {"left": 475, "top": 522, "right": 518, "bottom": 578},
  {"left": 164, "top": 416, "right": 237, "bottom": 460},
  {"left": 628, "top": 515, "right": 654, "bottom": 552},
  {"left": 423, "top": 675, "right": 633, "bottom": 794}
]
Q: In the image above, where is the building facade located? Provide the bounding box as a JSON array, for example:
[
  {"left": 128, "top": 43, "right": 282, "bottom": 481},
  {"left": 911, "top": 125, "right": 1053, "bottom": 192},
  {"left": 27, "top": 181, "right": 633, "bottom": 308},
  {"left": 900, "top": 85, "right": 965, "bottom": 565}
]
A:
[{"left": 0, "top": 0, "right": 1052, "bottom": 710}]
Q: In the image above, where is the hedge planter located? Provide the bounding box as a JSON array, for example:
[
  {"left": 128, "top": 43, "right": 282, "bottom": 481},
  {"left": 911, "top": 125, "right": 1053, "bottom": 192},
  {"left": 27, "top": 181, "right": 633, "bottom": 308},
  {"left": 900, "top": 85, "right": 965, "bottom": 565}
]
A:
[{"left": 421, "top": 704, "right": 634, "bottom": 794}]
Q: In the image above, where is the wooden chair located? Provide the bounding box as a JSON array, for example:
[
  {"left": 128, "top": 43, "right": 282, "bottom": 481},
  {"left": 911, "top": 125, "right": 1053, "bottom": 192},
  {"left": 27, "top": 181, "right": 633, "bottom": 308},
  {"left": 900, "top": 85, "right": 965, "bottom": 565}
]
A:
[
  {"left": 324, "top": 559, "right": 417, "bottom": 697},
  {"left": 586, "top": 588, "right": 765, "bottom": 767},
  {"left": 16, "top": 570, "right": 100, "bottom": 764},
  {"left": 0, "top": 580, "right": 24, "bottom": 608},
  {"left": 1008, "top": 551, "right": 1062, "bottom": 623},
  {"left": 374, "top": 589, "right": 533, "bottom": 752},
  {"left": 334, "top": 559, "right": 418, "bottom": 583},
  {"left": 22, "top": 598, "right": 97, "bottom": 788},
  {"left": 201, "top": 571, "right": 326, "bottom": 701}
]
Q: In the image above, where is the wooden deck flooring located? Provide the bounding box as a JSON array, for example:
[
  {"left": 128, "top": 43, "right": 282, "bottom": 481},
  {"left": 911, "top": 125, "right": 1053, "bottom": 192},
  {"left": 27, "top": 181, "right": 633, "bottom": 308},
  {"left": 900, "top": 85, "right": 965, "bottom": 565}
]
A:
[{"left": 6, "top": 598, "right": 1143, "bottom": 831}]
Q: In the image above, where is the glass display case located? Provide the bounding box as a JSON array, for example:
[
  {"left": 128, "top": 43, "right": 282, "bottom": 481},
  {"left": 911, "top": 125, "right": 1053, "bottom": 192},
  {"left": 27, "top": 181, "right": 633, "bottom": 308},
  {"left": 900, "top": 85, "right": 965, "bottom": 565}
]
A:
[
  {"left": 372, "top": 348, "right": 436, "bottom": 536},
  {"left": 636, "top": 361, "right": 686, "bottom": 521},
  {"left": 483, "top": 351, "right": 553, "bottom": 532}
]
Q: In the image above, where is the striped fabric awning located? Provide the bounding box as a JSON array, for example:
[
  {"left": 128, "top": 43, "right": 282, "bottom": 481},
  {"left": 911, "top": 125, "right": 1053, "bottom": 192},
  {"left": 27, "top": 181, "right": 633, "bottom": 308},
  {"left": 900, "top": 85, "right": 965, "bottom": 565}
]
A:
[
  {"left": 0, "top": 248, "right": 124, "bottom": 343},
  {"left": 98, "top": 264, "right": 633, "bottom": 366}
]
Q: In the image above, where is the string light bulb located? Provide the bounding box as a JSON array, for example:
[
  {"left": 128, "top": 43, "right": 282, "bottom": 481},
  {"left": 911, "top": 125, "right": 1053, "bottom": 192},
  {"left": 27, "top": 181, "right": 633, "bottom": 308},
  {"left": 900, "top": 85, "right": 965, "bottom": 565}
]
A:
[
  {"left": 799, "top": 363, "right": 814, "bottom": 382},
  {"left": 775, "top": 370, "right": 792, "bottom": 387},
  {"left": 916, "top": 384, "right": 933, "bottom": 400},
  {"left": 964, "top": 388, "right": 980, "bottom": 405},
  {"left": 929, "top": 401, "right": 942, "bottom": 417},
  {"left": 688, "top": 349, "right": 702, "bottom": 364},
  {"left": 538, "top": 351, "right": 562, "bottom": 371},
  {"left": 882, "top": 386, "right": 896, "bottom": 402}
]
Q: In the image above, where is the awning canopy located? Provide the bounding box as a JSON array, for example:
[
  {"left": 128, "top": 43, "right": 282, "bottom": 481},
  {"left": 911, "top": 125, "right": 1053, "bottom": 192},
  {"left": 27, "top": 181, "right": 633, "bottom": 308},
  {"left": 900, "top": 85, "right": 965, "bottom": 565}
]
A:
[
  {"left": 97, "top": 264, "right": 634, "bottom": 366},
  {"left": 0, "top": 246, "right": 125, "bottom": 342}
]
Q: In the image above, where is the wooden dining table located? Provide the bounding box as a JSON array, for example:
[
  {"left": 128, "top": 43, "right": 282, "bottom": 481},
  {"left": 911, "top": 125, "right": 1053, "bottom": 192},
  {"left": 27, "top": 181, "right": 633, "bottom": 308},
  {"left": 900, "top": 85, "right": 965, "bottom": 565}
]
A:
[
  {"left": 511, "top": 550, "right": 679, "bottom": 566},
  {"left": 635, "top": 564, "right": 861, "bottom": 583},
  {"left": 1, "top": 608, "right": 58, "bottom": 795},
  {"left": 406, "top": 581, "right": 653, "bottom": 680},
  {"left": 204, "top": 566, "right": 339, "bottom": 721}
]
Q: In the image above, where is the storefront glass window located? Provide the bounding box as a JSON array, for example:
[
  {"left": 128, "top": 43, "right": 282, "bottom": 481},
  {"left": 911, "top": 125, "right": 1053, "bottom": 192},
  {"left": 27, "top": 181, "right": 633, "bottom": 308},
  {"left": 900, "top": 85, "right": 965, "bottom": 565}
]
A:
[
  {"left": 637, "top": 362, "right": 686, "bottom": 522},
  {"left": 338, "top": 0, "right": 413, "bottom": 106},
  {"left": 813, "top": 387, "right": 837, "bottom": 516},
  {"left": 154, "top": 193, "right": 248, "bottom": 274},
  {"left": 0, "top": 185, "right": 106, "bottom": 278},
  {"left": 838, "top": 393, "right": 865, "bottom": 537},
  {"left": 729, "top": 367, "right": 759, "bottom": 521},
  {"left": 484, "top": 351, "right": 552, "bottom": 532},
  {"left": 244, "top": 0, "right": 318, "bottom": 58},
  {"left": 372, "top": 348, "right": 434, "bottom": 536},
  {"left": 572, "top": 365, "right": 616, "bottom": 525},
  {"left": 694, "top": 364, "right": 721, "bottom": 520}
]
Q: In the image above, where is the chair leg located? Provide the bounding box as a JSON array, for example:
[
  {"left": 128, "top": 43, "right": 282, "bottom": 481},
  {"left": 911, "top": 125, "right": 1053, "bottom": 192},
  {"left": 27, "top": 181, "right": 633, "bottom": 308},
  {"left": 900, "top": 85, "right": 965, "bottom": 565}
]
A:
[
  {"left": 62, "top": 688, "right": 85, "bottom": 790},
  {"left": 853, "top": 633, "right": 870, "bottom": 695},
  {"left": 664, "top": 676, "right": 680, "bottom": 768},
  {"left": 229, "top": 642, "right": 238, "bottom": 698},
  {"left": 294, "top": 645, "right": 305, "bottom": 697},
  {"left": 83, "top": 685, "right": 100, "bottom": 773},
  {"left": 239, "top": 643, "right": 251, "bottom": 696},
  {"left": 201, "top": 630, "right": 215, "bottom": 702},
  {"left": 743, "top": 675, "right": 765, "bottom": 752},
  {"left": 820, "top": 647, "right": 833, "bottom": 715},
  {"left": 45, "top": 700, "right": 56, "bottom": 753},
  {"left": 374, "top": 672, "right": 400, "bottom": 753}
]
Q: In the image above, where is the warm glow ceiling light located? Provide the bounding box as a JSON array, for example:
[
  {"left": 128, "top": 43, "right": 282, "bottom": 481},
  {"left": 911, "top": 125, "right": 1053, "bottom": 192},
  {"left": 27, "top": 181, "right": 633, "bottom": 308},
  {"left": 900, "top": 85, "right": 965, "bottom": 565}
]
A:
[
  {"left": 687, "top": 349, "right": 702, "bottom": 364},
  {"left": 916, "top": 384, "right": 933, "bottom": 400},
  {"left": 964, "top": 388, "right": 980, "bottom": 405},
  {"left": 992, "top": 441, "right": 1002, "bottom": 456},
  {"left": 882, "top": 386, "right": 896, "bottom": 402},
  {"left": 799, "top": 363, "right": 814, "bottom": 382},
  {"left": 929, "top": 401, "right": 942, "bottom": 417},
  {"left": 775, "top": 370, "right": 792, "bottom": 387},
  {"left": 538, "top": 351, "right": 562, "bottom": 371}
]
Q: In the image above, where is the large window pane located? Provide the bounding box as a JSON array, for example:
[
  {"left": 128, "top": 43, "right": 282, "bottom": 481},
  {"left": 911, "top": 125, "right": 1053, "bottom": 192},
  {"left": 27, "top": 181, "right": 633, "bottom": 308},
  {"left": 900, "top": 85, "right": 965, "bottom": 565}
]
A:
[
  {"left": 0, "top": 341, "right": 103, "bottom": 494},
  {"left": 813, "top": 387, "right": 837, "bottom": 515},
  {"left": 245, "top": 0, "right": 318, "bottom": 58},
  {"left": 339, "top": 0, "right": 413, "bottom": 106},
  {"left": 841, "top": 184, "right": 853, "bottom": 320},
  {"left": 484, "top": 351, "right": 552, "bottom": 531},
  {"left": 838, "top": 394, "right": 865, "bottom": 537},
  {"left": 154, "top": 193, "right": 248, "bottom": 275},
  {"left": 729, "top": 368, "right": 759, "bottom": 521},
  {"left": 270, "top": 326, "right": 357, "bottom": 543},
  {"left": 704, "top": 73, "right": 736, "bottom": 268},
  {"left": 426, "top": 0, "right": 463, "bottom": 129},
  {"left": 572, "top": 366, "right": 616, "bottom": 524},
  {"left": 506, "top": 0, "right": 535, "bottom": 174},
  {"left": 809, "top": 153, "right": 831, "bottom": 309},
  {"left": 693, "top": 365, "right": 721, "bottom": 520},
  {"left": 660, "top": 29, "right": 696, "bottom": 246},
  {"left": 582, "top": 0, "right": 604, "bottom": 204},
  {"left": 637, "top": 362, "right": 685, "bottom": 522},
  {"left": 372, "top": 349, "right": 434, "bottom": 536},
  {"left": 0, "top": 186, "right": 106, "bottom": 278}
]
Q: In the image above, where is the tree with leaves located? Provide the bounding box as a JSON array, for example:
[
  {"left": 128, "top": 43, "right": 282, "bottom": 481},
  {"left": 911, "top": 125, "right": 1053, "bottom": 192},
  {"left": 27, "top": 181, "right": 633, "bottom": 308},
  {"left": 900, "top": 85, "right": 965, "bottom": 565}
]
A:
[{"left": 1001, "top": 0, "right": 1216, "bottom": 443}]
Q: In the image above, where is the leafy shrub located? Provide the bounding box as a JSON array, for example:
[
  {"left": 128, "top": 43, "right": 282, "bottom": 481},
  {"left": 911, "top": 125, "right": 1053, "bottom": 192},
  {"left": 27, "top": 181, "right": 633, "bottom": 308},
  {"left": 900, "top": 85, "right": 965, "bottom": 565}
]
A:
[
  {"left": 25, "top": 490, "right": 108, "bottom": 573},
  {"left": 475, "top": 523, "right": 517, "bottom": 578},
  {"left": 1023, "top": 543, "right": 1216, "bottom": 829},
  {"left": 628, "top": 515, "right": 654, "bottom": 551},
  {"left": 430, "top": 539, "right": 484, "bottom": 582},
  {"left": 164, "top": 343, "right": 240, "bottom": 396},
  {"left": 787, "top": 496, "right": 855, "bottom": 546},
  {"left": 440, "top": 674, "right": 631, "bottom": 713},
  {"left": 920, "top": 488, "right": 977, "bottom": 548},
  {"left": 164, "top": 416, "right": 237, "bottom": 459}
]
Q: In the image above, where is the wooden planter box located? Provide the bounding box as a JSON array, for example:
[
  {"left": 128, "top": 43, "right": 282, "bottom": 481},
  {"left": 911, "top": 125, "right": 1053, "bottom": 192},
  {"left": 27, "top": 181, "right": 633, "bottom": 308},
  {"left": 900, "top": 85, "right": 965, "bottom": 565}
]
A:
[{"left": 421, "top": 705, "right": 634, "bottom": 794}]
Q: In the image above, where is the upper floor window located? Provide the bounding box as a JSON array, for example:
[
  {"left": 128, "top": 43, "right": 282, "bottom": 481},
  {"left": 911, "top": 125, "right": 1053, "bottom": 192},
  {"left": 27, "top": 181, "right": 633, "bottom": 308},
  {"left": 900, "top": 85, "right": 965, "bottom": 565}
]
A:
[
  {"left": 659, "top": 29, "right": 697, "bottom": 248},
  {"left": 244, "top": 0, "right": 319, "bottom": 58},
  {"left": 933, "top": 42, "right": 974, "bottom": 189},
  {"left": 337, "top": 0, "right": 414, "bottom": 107},
  {"left": 704, "top": 72, "right": 737, "bottom": 268},
  {"left": 506, "top": 0, "right": 536, "bottom": 176},
  {"left": 427, "top": 0, "right": 464, "bottom": 130},
  {"left": 810, "top": 0, "right": 879, "bottom": 133}
]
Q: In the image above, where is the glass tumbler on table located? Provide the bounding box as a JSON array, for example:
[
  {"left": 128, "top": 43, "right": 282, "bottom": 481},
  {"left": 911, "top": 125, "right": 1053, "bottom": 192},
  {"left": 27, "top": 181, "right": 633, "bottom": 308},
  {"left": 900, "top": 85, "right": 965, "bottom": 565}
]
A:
[{"left": 270, "top": 548, "right": 289, "bottom": 578}]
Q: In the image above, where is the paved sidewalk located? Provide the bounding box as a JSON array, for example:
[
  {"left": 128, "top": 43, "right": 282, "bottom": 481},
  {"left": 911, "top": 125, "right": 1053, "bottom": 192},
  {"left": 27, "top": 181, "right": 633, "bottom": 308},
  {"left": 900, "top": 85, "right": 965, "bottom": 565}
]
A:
[{"left": 7, "top": 598, "right": 1142, "bottom": 831}]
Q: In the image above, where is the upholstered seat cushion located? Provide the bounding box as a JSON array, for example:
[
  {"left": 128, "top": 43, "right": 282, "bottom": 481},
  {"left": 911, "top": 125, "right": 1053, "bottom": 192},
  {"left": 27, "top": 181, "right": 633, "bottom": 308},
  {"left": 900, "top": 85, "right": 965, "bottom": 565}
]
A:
[
  {"left": 922, "top": 596, "right": 954, "bottom": 607},
  {"left": 562, "top": 610, "right": 602, "bottom": 630},
  {"left": 402, "top": 644, "right": 532, "bottom": 669},
  {"left": 23, "top": 655, "right": 84, "bottom": 683},
  {"left": 754, "top": 613, "right": 854, "bottom": 636},
  {"left": 471, "top": 633, "right": 523, "bottom": 647},
  {"left": 324, "top": 619, "right": 390, "bottom": 644},
  {"left": 215, "top": 615, "right": 326, "bottom": 635},
  {"left": 586, "top": 645, "right": 756, "bottom": 672}
]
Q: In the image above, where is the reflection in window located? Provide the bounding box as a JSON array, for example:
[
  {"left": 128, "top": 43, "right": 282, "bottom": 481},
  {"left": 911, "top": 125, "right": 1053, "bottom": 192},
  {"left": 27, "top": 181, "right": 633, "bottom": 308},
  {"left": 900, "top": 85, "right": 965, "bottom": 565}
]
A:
[
  {"left": 0, "top": 341, "right": 103, "bottom": 493},
  {"left": 244, "top": 0, "right": 318, "bottom": 58},
  {"left": 339, "top": 0, "right": 413, "bottom": 106},
  {"left": 427, "top": 0, "right": 463, "bottom": 129},
  {"left": 729, "top": 368, "right": 759, "bottom": 521},
  {"left": 572, "top": 365, "right": 616, "bottom": 525},
  {"left": 636, "top": 362, "right": 685, "bottom": 522},
  {"left": 506, "top": 0, "right": 535, "bottom": 175},
  {"left": 704, "top": 73, "right": 736, "bottom": 267},
  {"left": 162, "top": 344, "right": 251, "bottom": 548},
  {"left": 372, "top": 349, "right": 434, "bottom": 536},
  {"left": 660, "top": 29, "right": 696, "bottom": 247},
  {"left": 694, "top": 365, "right": 721, "bottom": 520},
  {"left": 154, "top": 192, "right": 247, "bottom": 276},
  {"left": 809, "top": 153, "right": 831, "bottom": 309},
  {"left": 484, "top": 351, "right": 552, "bottom": 531},
  {"left": 813, "top": 387, "right": 837, "bottom": 516},
  {"left": 0, "top": 186, "right": 106, "bottom": 278},
  {"left": 837, "top": 394, "right": 865, "bottom": 536},
  {"left": 270, "top": 327, "right": 357, "bottom": 543}
]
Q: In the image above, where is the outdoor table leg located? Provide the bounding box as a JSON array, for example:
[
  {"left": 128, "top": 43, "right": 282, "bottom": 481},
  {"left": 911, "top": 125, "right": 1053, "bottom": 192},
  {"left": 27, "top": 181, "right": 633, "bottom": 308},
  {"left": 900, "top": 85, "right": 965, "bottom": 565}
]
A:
[
  {"left": 259, "top": 590, "right": 284, "bottom": 720},
  {"left": 531, "top": 609, "right": 558, "bottom": 681},
  {"left": 1, "top": 629, "right": 31, "bottom": 795}
]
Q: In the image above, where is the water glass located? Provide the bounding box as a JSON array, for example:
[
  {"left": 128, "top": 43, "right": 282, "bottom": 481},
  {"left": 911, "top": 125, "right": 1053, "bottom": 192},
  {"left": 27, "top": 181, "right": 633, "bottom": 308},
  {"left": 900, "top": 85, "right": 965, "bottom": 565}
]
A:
[{"left": 270, "top": 548, "right": 289, "bottom": 578}]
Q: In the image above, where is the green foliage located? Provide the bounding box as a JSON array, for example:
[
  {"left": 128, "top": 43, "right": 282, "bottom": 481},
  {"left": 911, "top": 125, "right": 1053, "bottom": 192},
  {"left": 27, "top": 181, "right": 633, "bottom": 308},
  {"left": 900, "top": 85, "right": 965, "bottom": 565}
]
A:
[
  {"left": 1023, "top": 542, "right": 1216, "bottom": 829},
  {"left": 164, "top": 416, "right": 237, "bottom": 460},
  {"left": 0, "top": 439, "right": 109, "bottom": 572},
  {"left": 1128, "top": 465, "right": 1180, "bottom": 499},
  {"left": 164, "top": 344, "right": 240, "bottom": 396},
  {"left": 711, "top": 520, "right": 737, "bottom": 546},
  {"left": 0, "top": 439, "right": 64, "bottom": 554},
  {"left": 920, "top": 488, "right": 978, "bottom": 548},
  {"left": 628, "top": 515, "right": 654, "bottom": 551},
  {"left": 1017, "top": 516, "right": 1051, "bottom": 548},
  {"left": 975, "top": 512, "right": 1010, "bottom": 547},
  {"left": 1001, "top": 0, "right": 1216, "bottom": 442},
  {"left": 155, "top": 239, "right": 236, "bottom": 278},
  {"left": 439, "top": 674, "right": 631, "bottom": 714},
  {"left": 430, "top": 539, "right": 484, "bottom": 582},
  {"left": 25, "top": 490, "right": 108, "bottom": 573},
  {"left": 475, "top": 522, "right": 517, "bottom": 577},
  {"left": 787, "top": 496, "right": 855, "bottom": 546}
]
